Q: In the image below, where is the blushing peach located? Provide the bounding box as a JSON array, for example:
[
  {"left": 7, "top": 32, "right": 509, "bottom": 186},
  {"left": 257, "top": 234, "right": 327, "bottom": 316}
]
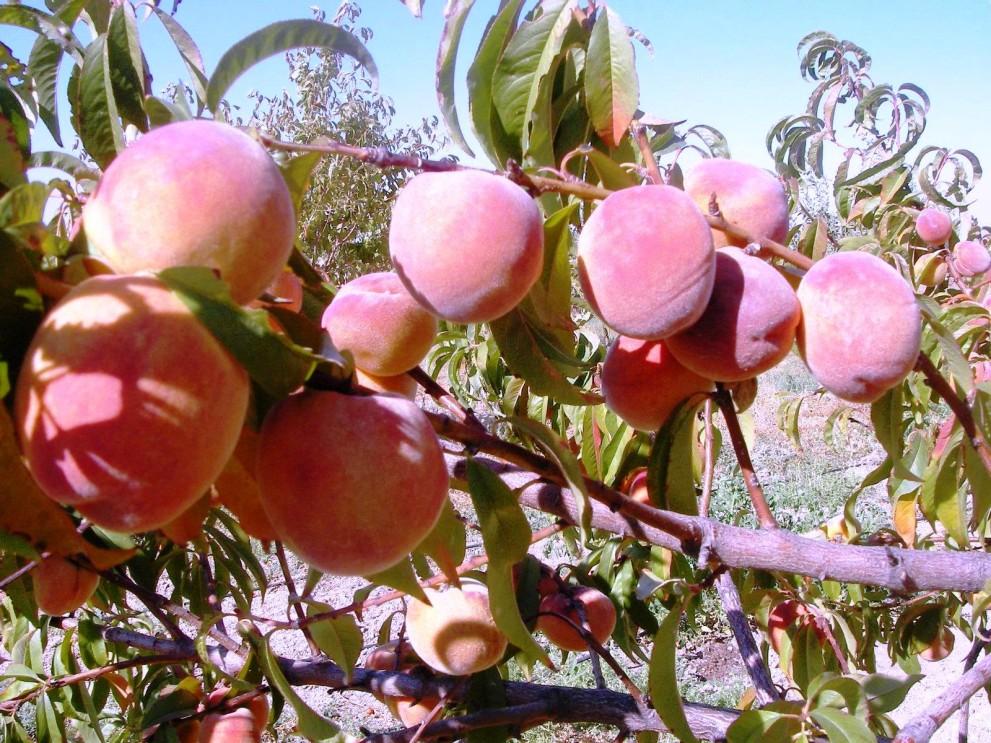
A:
[
  {"left": 796, "top": 252, "right": 921, "bottom": 403},
  {"left": 256, "top": 390, "right": 449, "bottom": 576},
  {"left": 33, "top": 556, "right": 100, "bottom": 615},
  {"left": 666, "top": 248, "right": 801, "bottom": 381},
  {"left": 578, "top": 185, "right": 715, "bottom": 339},
  {"left": 767, "top": 600, "right": 825, "bottom": 655},
  {"left": 914, "top": 252, "right": 947, "bottom": 286},
  {"left": 198, "top": 707, "right": 259, "bottom": 742},
  {"left": 15, "top": 275, "right": 249, "bottom": 532},
  {"left": 83, "top": 120, "right": 295, "bottom": 304},
  {"left": 919, "top": 626, "right": 955, "bottom": 662},
  {"left": 355, "top": 369, "right": 418, "bottom": 400},
  {"left": 214, "top": 426, "right": 278, "bottom": 542},
  {"left": 537, "top": 587, "right": 617, "bottom": 652},
  {"left": 322, "top": 272, "right": 437, "bottom": 376},
  {"left": 916, "top": 208, "right": 953, "bottom": 246},
  {"left": 621, "top": 467, "right": 650, "bottom": 505},
  {"left": 684, "top": 159, "right": 789, "bottom": 247},
  {"left": 600, "top": 336, "right": 714, "bottom": 431},
  {"left": 406, "top": 583, "right": 508, "bottom": 676},
  {"left": 389, "top": 171, "right": 544, "bottom": 323},
  {"left": 364, "top": 642, "right": 439, "bottom": 725},
  {"left": 162, "top": 493, "right": 213, "bottom": 544},
  {"left": 952, "top": 240, "right": 991, "bottom": 278}
]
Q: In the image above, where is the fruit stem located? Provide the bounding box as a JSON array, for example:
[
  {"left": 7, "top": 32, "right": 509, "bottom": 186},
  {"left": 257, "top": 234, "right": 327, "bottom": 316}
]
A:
[{"left": 631, "top": 122, "right": 665, "bottom": 186}]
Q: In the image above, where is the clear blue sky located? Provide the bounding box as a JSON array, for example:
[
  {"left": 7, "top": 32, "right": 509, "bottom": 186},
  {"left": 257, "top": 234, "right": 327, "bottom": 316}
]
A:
[{"left": 7, "top": 1, "right": 991, "bottom": 218}]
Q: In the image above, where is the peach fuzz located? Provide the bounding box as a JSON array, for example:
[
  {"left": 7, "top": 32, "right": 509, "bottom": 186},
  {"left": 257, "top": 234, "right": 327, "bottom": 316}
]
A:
[
  {"left": 537, "top": 587, "right": 617, "bottom": 652},
  {"left": 389, "top": 170, "right": 544, "bottom": 323},
  {"left": 15, "top": 275, "right": 249, "bottom": 532},
  {"left": 578, "top": 185, "right": 715, "bottom": 339},
  {"left": 684, "top": 158, "right": 789, "bottom": 247},
  {"left": 83, "top": 120, "right": 295, "bottom": 305},
  {"left": 33, "top": 556, "right": 100, "bottom": 615},
  {"left": 321, "top": 272, "right": 437, "bottom": 376},
  {"left": 796, "top": 252, "right": 921, "bottom": 403},
  {"left": 915, "top": 208, "right": 952, "bottom": 246},
  {"left": 600, "top": 336, "right": 714, "bottom": 432},
  {"left": 406, "top": 583, "right": 508, "bottom": 676},
  {"left": 666, "top": 248, "right": 801, "bottom": 382},
  {"left": 952, "top": 240, "right": 991, "bottom": 277},
  {"left": 256, "top": 390, "right": 449, "bottom": 576},
  {"left": 355, "top": 369, "right": 418, "bottom": 400}
]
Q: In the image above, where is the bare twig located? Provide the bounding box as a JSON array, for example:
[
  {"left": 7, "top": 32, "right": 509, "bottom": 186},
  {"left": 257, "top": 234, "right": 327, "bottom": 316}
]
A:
[
  {"left": 406, "top": 366, "right": 485, "bottom": 432},
  {"left": 714, "top": 571, "right": 779, "bottom": 706},
  {"left": 699, "top": 399, "right": 716, "bottom": 518},
  {"left": 275, "top": 542, "right": 321, "bottom": 656},
  {"left": 894, "top": 651, "right": 991, "bottom": 743}
]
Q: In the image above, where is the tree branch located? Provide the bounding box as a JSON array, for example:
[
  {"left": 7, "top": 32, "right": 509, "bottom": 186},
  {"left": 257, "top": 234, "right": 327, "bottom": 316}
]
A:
[
  {"left": 714, "top": 571, "right": 779, "bottom": 706},
  {"left": 894, "top": 650, "right": 991, "bottom": 743}
]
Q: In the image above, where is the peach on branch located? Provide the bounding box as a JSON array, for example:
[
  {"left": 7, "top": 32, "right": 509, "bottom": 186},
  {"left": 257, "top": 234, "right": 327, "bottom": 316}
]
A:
[
  {"left": 214, "top": 425, "right": 279, "bottom": 542},
  {"left": 684, "top": 158, "right": 789, "bottom": 247},
  {"left": 666, "top": 248, "right": 801, "bottom": 382},
  {"left": 536, "top": 587, "right": 617, "bottom": 652},
  {"left": 600, "top": 336, "right": 714, "bottom": 431},
  {"left": 198, "top": 707, "right": 260, "bottom": 742},
  {"left": 915, "top": 208, "right": 953, "bottom": 246},
  {"left": 83, "top": 120, "right": 295, "bottom": 305},
  {"left": 621, "top": 467, "right": 650, "bottom": 505},
  {"left": 355, "top": 369, "right": 418, "bottom": 400},
  {"left": 578, "top": 185, "right": 715, "bottom": 339},
  {"left": 406, "top": 583, "right": 508, "bottom": 676},
  {"left": 15, "top": 275, "right": 249, "bottom": 532},
  {"left": 321, "top": 272, "right": 437, "bottom": 376},
  {"left": 952, "top": 240, "right": 991, "bottom": 278},
  {"left": 33, "top": 555, "right": 100, "bottom": 615},
  {"left": 255, "top": 390, "right": 449, "bottom": 576},
  {"left": 364, "top": 641, "right": 440, "bottom": 725},
  {"left": 161, "top": 493, "right": 213, "bottom": 545},
  {"left": 796, "top": 252, "right": 921, "bottom": 403},
  {"left": 914, "top": 252, "right": 947, "bottom": 287},
  {"left": 389, "top": 170, "right": 544, "bottom": 323}
]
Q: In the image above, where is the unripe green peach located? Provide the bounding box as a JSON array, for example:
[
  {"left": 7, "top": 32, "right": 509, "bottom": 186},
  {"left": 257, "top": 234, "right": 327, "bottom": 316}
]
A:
[
  {"left": 15, "top": 275, "right": 249, "bottom": 532},
  {"left": 83, "top": 120, "right": 295, "bottom": 304},
  {"left": 389, "top": 171, "right": 544, "bottom": 323},
  {"left": 33, "top": 556, "right": 100, "bottom": 615},
  {"left": 537, "top": 587, "right": 617, "bottom": 652},
  {"left": 578, "top": 185, "right": 715, "bottom": 339},
  {"left": 915, "top": 208, "right": 953, "bottom": 246},
  {"left": 684, "top": 159, "right": 789, "bottom": 247},
  {"left": 796, "top": 252, "right": 921, "bottom": 403},
  {"left": 666, "top": 248, "right": 801, "bottom": 381},
  {"left": 355, "top": 369, "right": 418, "bottom": 400},
  {"left": 406, "top": 583, "right": 508, "bottom": 676},
  {"left": 256, "top": 390, "right": 449, "bottom": 576},
  {"left": 600, "top": 336, "right": 714, "bottom": 431},
  {"left": 952, "top": 240, "right": 991, "bottom": 278},
  {"left": 321, "top": 272, "right": 437, "bottom": 376}
]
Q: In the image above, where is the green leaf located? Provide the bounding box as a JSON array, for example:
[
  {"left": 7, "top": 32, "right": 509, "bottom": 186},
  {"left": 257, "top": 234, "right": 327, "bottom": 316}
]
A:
[
  {"left": 919, "top": 448, "right": 966, "bottom": 546},
  {"left": 150, "top": 7, "right": 208, "bottom": 106},
  {"left": 528, "top": 203, "right": 578, "bottom": 334},
  {"left": 647, "top": 400, "right": 702, "bottom": 515},
  {"left": 306, "top": 603, "right": 362, "bottom": 682},
  {"left": 466, "top": 459, "right": 551, "bottom": 666},
  {"left": 862, "top": 673, "right": 923, "bottom": 715},
  {"left": 279, "top": 152, "right": 324, "bottom": 213},
  {"left": 585, "top": 146, "right": 638, "bottom": 190},
  {"left": 435, "top": 0, "right": 476, "bottom": 157},
  {"left": 465, "top": 667, "right": 510, "bottom": 743},
  {"left": 648, "top": 604, "right": 698, "bottom": 743},
  {"left": 75, "top": 35, "right": 123, "bottom": 169},
  {"left": 490, "top": 308, "right": 601, "bottom": 406},
  {"left": 27, "top": 35, "right": 64, "bottom": 145},
  {"left": 870, "top": 385, "right": 920, "bottom": 483},
  {"left": 158, "top": 267, "right": 321, "bottom": 399},
  {"left": 415, "top": 500, "right": 467, "bottom": 583},
  {"left": 106, "top": 4, "right": 147, "bottom": 132},
  {"left": 726, "top": 710, "right": 802, "bottom": 743},
  {"left": 364, "top": 558, "right": 427, "bottom": 604},
  {"left": 809, "top": 708, "right": 874, "bottom": 743},
  {"left": 207, "top": 20, "right": 378, "bottom": 113},
  {"left": 584, "top": 6, "right": 638, "bottom": 148}
]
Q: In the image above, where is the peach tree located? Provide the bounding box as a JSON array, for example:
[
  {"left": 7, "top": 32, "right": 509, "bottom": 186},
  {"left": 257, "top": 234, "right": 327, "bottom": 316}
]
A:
[{"left": 0, "top": 2, "right": 989, "bottom": 742}]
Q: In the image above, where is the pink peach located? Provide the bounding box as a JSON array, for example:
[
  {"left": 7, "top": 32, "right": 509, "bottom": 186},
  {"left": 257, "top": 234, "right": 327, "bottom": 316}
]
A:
[{"left": 916, "top": 208, "right": 952, "bottom": 246}]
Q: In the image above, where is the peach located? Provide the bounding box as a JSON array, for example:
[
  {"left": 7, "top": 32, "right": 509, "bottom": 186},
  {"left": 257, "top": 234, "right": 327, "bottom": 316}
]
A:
[
  {"left": 406, "top": 583, "right": 508, "bottom": 676},
  {"left": 914, "top": 252, "right": 947, "bottom": 286},
  {"left": 766, "top": 600, "right": 825, "bottom": 655},
  {"left": 684, "top": 159, "right": 789, "bottom": 247},
  {"left": 621, "top": 467, "right": 650, "bottom": 505},
  {"left": 511, "top": 560, "right": 558, "bottom": 598},
  {"left": 600, "top": 336, "right": 714, "bottom": 431},
  {"left": 256, "top": 390, "right": 449, "bottom": 576},
  {"left": 355, "top": 369, "right": 418, "bottom": 400},
  {"left": 83, "top": 120, "right": 295, "bottom": 304},
  {"left": 915, "top": 208, "right": 953, "bottom": 246},
  {"left": 321, "top": 272, "right": 437, "bottom": 376},
  {"left": 666, "top": 248, "right": 801, "bottom": 381},
  {"left": 578, "top": 185, "right": 715, "bottom": 339},
  {"left": 919, "top": 626, "right": 955, "bottom": 662},
  {"left": 364, "top": 641, "right": 440, "bottom": 725},
  {"left": 952, "top": 240, "right": 991, "bottom": 278},
  {"left": 389, "top": 171, "right": 544, "bottom": 323},
  {"left": 33, "top": 556, "right": 100, "bottom": 615},
  {"left": 796, "top": 252, "right": 921, "bottom": 403},
  {"left": 198, "top": 707, "right": 259, "bottom": 742},
  {"left": 15, "top": 275, "right": 249, "bottom": 532},
  {"left": 161, "top": 494, "right": 213, "bottom": 544},
  {"left": 537, "top": 587, "right": 617, "bottom": 652},
  {"left": 214, "top": 426, "right": 278, "bottom": 542}
]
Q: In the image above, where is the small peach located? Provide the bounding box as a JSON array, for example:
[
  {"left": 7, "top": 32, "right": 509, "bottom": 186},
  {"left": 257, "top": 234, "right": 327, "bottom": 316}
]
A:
[
  {"left": 537, "top": 587, "right": 617, "bottom": 652},
  {"left": 355, "top": 369, "right": 418, "bottom": 400},
  {"left": 33, "top": 556, "right": 100, "bottom": 615},
  {"left": 916, "top": 208, "right": 952, "bottom": 246},
  {"left": 952, "top": 240, "right": 991, "bottom": 278}
]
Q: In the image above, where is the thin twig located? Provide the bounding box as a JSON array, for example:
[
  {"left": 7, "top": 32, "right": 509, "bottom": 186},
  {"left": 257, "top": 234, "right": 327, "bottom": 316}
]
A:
[
  {"left": 631, "top": 123, "right": 664, "bottom": 186},
  {"left": 406, "top": 366, "right": 485, "bottom": 431},
  {"left": 275, "top": 542, "right": 321, "bottom": 656}
]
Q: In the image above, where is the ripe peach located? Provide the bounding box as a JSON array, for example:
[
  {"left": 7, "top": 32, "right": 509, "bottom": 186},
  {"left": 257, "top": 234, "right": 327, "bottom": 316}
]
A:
[
  {"left": 578, "top": 185, "right": 715, "bottom": 339},
  {"left": 919, "top": 626, "right": 955, "bottom": 662},
  {"left": 796, "top": 252, "right": 921, "bottom": 403},
  {"left": 406, "top": 583, "right": 508, "bottom": 676},
  {"left": 600, "top": 336, "right": 714, "bottom": 431},
  {"left": 667, "top": 248, "right": 801, "bottom": 381},
  {"left": 321, "top": 272, "right": 437, "bottom": 376},
  {"left": 511, "top": 560, "right": 558, "bottom": 598},
  {"left": 389, "top": 171, "right": 544, "bottom": 323},
  {"left": 355, "top": 369, "right": 418, "bottom": 400},
  {"left": 15, "top": 275, "right": 250, "bottom": 532},
  {"left": 198, "top": 707, "right": 259, "bottom": 742},
  {"left": 537, "top": 587, "right": 617, "bottom": 652},
  {"left": 952, "top": 240, "right": 991, "bottom": 278},
  {"left": 766, "top": 600, "right": 825, "bottom": 655},
  {"left": 684, "top": 159, "right": 789, "bottom": 247},
  {"left": 83, "top": 120, "right": 295, "bottom": 305},
  {"left": 256, "top": 390, "right": 449, "bottom": 576},
  {"left": 214, "top": 426, "right": 278, "bottom": 542},
  {"left": 162, "top": 493, "right": 213, "bottom": 544},
  {"left": 915, "top": 208, "right": 953, "bottom": 246},
  {"left": 364, "top": 641, "right": 439, "bottom": 725},
  {"left": 175, "top": 720, "right": 201, "bottom": 743},
  {"left": 33, "top": 556, "right": 100, "bottom": 615},
  {"left": 621, "top": 467, "right": 650, "bottom": 505}
]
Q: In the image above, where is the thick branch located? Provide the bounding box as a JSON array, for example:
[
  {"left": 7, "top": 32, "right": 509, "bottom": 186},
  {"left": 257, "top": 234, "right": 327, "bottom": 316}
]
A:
[
  {"left": 894, "top": 651, "right": 991, "bottom": 743},
  {"left": 714, "top": 572, "right": 779, "bottom": 706}
]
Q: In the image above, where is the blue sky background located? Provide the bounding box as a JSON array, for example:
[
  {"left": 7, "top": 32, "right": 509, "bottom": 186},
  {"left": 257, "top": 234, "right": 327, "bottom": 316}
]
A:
[{"left": 7, "top": 1, "right": 991, "bottom": 218}]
